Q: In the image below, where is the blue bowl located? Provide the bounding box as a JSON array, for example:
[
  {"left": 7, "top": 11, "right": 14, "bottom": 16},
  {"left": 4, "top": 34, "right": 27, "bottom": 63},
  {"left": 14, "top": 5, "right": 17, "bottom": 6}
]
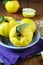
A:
[{"left": 0, "top": 29, "right": 40, "bottom": 51}]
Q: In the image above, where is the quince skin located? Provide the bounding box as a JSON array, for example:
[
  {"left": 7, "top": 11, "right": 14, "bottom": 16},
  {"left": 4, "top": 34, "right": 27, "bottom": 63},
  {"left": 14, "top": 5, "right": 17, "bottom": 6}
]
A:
[
  {"left": 9, "top": 24, "right": 33, "bottom": 47},
  {"left": 20, "top": 18, "right": 36, "bottom": 33},
  {"left": 0, "top": 16, "right": 17, "bottom": 37}
]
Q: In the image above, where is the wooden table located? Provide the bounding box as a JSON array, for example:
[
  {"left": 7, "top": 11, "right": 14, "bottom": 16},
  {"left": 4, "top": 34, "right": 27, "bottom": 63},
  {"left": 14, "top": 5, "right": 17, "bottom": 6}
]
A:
[{"left": 0, "top": 0, "right": 43, "bottom": 65}]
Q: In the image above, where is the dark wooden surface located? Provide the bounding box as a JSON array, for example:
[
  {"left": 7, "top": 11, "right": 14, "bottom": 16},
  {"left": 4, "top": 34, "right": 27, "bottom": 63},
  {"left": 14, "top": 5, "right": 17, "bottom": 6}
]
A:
[
  {"left": 18, "top": 55, "right": 43, "bottom": 65},
  {"left": 0, "top": 0, "right": 43, "bottom": 65}
]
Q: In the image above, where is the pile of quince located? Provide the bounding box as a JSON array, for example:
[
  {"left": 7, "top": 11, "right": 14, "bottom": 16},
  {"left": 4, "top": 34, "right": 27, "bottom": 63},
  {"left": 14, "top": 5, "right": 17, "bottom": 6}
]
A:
[
  {"left": 0, "top": 0, "right": 37, "bottom": 47},
  {"left": 0, "top": 16, "right": 36, "bottom": 47}
]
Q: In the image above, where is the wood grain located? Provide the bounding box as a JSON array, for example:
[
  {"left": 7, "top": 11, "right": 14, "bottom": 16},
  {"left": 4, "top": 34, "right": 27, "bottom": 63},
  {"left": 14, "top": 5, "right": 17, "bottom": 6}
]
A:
[
  {"left": 18, "top": 55, "right": 43, "bottom": 65},
  {"left": 0, "top": 0, "right": 43, "bottom": 65}
]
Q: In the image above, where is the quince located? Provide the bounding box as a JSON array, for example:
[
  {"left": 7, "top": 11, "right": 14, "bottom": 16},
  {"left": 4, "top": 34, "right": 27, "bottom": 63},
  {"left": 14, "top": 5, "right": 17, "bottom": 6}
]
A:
[
  {"left": 5, "top": 1, "right": 20, "bottom": 13},
  {"left": 4, "top": 16, "right": 17, "bottom": 31},
  {"left": 0, "top": 22, "right": 9, "bottom": 37},
  {"left": 0, "top": 16, "right": 17, "bottom": 37},
  {"left": 41, "top": 51, "right": 43, "bottom": 59},
  {"left": 20, "top": 18, "right": 36, "bottom": 33},
  {"left": 9, "top": 24, "right": 33, "bottom": 47}
]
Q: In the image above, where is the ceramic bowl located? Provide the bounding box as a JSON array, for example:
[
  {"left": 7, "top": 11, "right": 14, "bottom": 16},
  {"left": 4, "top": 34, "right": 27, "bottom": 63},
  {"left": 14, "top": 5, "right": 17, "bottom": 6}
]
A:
[{"left": 0, "top": 29, "right": 40, "bottom": 50}]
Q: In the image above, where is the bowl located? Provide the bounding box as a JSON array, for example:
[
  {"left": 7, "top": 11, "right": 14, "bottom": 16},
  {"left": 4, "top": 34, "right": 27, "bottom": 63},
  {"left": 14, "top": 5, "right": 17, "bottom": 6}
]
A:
[{"left": 0, "top": 29, "right": 40, "bottom": 51}]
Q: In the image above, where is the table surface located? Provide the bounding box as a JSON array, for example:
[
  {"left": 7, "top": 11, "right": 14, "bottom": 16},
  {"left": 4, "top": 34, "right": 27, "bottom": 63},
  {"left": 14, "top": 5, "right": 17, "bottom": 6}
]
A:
[{"left": 0, "top": 0, "right": 43, "bottom": 65}]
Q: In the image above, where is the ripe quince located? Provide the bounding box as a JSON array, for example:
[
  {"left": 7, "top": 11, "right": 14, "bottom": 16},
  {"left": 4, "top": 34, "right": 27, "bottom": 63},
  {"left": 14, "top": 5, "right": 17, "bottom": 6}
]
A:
[
  {"left": 9, "top": 24, "right": 33, "bottom": 47},
  {"left": 5, "top": 1, "right": 20, "bottom": 13},
  {"left": 4, "top": 16, "right": 17, "bottom": 31},
  {"left": 0, "top": 16, "right": 17, "bottom": 37},
  {"left": 0, "top": 22, "right": 9, "bottom": 37},
  {"left": 20, "top": 18, "right": 36, "bottom": 33},
  {"left": 41, "top": 51, "right": 43, "bottom": 59}
]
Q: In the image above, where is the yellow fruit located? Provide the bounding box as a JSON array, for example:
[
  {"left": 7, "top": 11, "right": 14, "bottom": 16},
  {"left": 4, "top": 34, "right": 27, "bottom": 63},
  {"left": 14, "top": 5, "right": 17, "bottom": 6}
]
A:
[
  {"left": 22, "top": 8, "right": 36, "bottom": 18},
  {"left": 0, "top": 22, "right": 9, "bottom": 37},
  {"left": 5, "top": 1, "right": 20, "bottom": 13},
  {"left": 0, "top": 16, "right": 17, "bottom": 37},
  {"left": 41, "top": 51, "right": 43, "bottom": 59},
  {"left": 4, "top": 16, "right": 17, "bottom": 31},
  {"left": 20, "top": 18, "right": 36, "bottom": 33},
  {"left": 9, "top": 24, "right": 33, "bottom": 47}
]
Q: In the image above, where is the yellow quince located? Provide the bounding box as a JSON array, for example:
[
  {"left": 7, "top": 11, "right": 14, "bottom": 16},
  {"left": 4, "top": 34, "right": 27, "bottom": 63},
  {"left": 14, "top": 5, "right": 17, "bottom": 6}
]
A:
[
  {"left": 0, "top": 16, "right": 17, "bottom": 37},
  {"left": 5, "top": 1, "right": 20, "bottom": 13},
  {"left": 20, "top": 18, "right": 36, "bottom": 33},
  {"left": 0, "top": 22, "right": 9, "bottom": 37},
  {"left": 4, "top": 16, "right": 17, "bottom": 31},
  {"left": 9, "top": 24, "right": 33, "bottom": 47}
]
